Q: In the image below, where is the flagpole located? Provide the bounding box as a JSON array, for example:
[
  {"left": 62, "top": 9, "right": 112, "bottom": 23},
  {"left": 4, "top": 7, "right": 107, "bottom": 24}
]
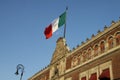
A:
[{"left": 63, "top": 7, "right": 68, "bottom": 38}]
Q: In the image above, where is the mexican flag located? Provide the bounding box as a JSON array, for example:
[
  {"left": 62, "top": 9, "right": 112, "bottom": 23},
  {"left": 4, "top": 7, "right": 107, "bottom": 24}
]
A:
[{"left": 44, "top": 12, "right": 66, "bottom": 39}]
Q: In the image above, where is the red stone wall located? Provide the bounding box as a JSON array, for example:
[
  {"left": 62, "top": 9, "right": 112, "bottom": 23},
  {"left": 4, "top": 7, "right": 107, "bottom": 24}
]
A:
[
  {"left": 66, "top": 56, "right": 72, "bottom": 70},
  {"left": 112, "top": 50, "right": 120, "bottom": 79}
]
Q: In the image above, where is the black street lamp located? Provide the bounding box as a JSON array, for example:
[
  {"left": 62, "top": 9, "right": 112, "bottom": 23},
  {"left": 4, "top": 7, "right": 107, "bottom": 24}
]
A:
[{"left": 15, "top": 64, "right": 24, "bottom": 80}]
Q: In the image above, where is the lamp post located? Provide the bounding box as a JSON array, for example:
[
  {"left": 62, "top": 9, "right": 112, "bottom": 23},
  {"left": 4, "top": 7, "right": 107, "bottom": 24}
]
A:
[{"left": 15, "top": 64, "right": 24, "bottom": 80}]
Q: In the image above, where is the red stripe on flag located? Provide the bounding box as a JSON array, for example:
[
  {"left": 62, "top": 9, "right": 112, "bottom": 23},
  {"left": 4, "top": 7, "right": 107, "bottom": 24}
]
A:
[{"left": 44, "top": 24, "right": 52, "bottom": 39}]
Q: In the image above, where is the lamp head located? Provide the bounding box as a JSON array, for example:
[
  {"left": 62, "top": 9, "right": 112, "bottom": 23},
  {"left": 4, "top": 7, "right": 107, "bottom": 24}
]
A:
[{"left": 15, "top": 69, "right": 19, "bottom": 75}]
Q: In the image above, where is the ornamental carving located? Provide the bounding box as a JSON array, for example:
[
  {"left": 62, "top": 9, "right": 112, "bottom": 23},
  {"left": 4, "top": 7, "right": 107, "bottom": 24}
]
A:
[{"left": 51, "top": 37, "right": 69, "bottom": 64}]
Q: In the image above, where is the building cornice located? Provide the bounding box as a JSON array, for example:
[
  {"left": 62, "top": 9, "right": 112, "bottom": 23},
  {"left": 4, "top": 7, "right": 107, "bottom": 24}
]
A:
[
  {"left": 28, "top": 66, "right": 49, "bottom": 80},
  {"left": 68, "top": 21, "right": 120, "bottom": 56}
]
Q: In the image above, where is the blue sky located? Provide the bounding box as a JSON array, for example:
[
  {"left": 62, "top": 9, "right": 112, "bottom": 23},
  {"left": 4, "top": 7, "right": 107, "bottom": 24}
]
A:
[{"left": 0, "top": 0, "right": 120, "bottom": 80}]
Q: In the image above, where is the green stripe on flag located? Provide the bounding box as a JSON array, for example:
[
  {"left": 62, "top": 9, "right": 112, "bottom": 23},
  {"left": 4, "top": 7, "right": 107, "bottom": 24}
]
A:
[{"left": 58, "top": 12, "right": 66, "bottom": 27}]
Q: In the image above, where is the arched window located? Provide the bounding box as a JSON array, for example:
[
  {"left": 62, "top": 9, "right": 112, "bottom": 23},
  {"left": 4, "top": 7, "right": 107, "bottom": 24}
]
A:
[
  {"left": 82, "top": 51, "right": 87, "bottom": 62},
  {"left": 77, "top": 54, "right": 81, "bottom": 64},
  {"left": 108, "top": 36, "right": 114, "bottom": 49},
  {"left": 87, "top": 48, "right": 92, "bottom": 59},
  {"left": 94, "top": 44, "right": 99, "bottom": 57},
  {"left": 115, "top": 32, "right": 120, "bottom": 46},
  {"left": 100, "top": 41, "right": 105, "bottom": 53},
  {"left": 71, "top": 56, "right": 78, "bottom": 67}
]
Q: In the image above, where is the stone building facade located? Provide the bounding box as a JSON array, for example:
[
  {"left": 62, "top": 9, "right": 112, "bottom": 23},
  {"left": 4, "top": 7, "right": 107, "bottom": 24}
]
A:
[{"left": 28, "top": 20, "right": 120, "bottom": 80}]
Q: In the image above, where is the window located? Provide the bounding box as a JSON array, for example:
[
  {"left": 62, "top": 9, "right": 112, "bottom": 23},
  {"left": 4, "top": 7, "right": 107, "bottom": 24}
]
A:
[
  {"left": 89, "top": 73, "right": 97, "bottom": 80},
  {"left": 81, "top": 76, "right": 86, "bottom": 80},
  {"left": 99, "top": 68, "right": 110, "bottom": 80},
  {"left": 115, "top": 32, "right": 120, "bottom": 46},
  {"left": 100, "top": 41, "right": 105, "bottom": 53},
  {"left": 72, "top": 56, "right": 78, "bottom": 67},
  {"left": 108, "top": 36, "right": 114, "bottom": 49},
  {"left": 87, "top": 48, "right": 92, "bottom": 59},
  {"left": 77, "top": 54, "right": 81, "bottom": 64},
  {"left": 82, "top": 51, "right": 87, "bottom": 62},
  {"left": 94, "top": 45, "right": 99, "bottom": 56}
]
